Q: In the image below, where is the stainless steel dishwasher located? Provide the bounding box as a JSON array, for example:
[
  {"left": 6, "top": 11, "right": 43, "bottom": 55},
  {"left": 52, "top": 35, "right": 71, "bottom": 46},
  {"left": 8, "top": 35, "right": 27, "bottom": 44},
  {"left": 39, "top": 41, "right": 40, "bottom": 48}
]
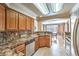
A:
[{"left": 26, "top": 39, "right": 35, "bottom": 56}]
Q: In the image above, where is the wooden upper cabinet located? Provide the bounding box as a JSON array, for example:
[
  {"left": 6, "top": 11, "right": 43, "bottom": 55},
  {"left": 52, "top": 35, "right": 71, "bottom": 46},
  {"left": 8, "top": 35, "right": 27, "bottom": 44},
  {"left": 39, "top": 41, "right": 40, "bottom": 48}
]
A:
[
  {"left": 31, "top": 18, "right": 34, "bottom": 31},
  {"left": 26, "top": 17, "right": 31, "bottom": 30},
  {"left": 0, "top": 4, "right": 34, "bottom": 31},
  {"left": 26, "top": 17, "right": 34, "bottom": 31},
  {"left": 19, "top": 14, "right": 26, "bottom": 30},
  {"left": 0, "top": 5, "right": 5, "bottom": 31},
  {"left": 6, "top": 8, "right": 18, "bottom": 30}
]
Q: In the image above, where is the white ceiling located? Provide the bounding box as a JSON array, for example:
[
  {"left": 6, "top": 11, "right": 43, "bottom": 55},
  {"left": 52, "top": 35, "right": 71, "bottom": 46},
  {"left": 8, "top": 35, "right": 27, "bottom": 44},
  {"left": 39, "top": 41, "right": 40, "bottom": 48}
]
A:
[
  {"left": 22, "top": 3, "right": 76, "bottom": 16},
  {"left": 6, "top": 3, "right": 76, "bottom": 19}
]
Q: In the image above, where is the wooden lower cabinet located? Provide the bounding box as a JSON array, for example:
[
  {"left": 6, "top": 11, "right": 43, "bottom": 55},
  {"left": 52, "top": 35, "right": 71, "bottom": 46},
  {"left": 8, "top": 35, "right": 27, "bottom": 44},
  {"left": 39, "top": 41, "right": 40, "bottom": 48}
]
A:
[
  {"left": 35, "top": 35, "right": 50, "bottom": 51},
  {"left": 39, "top": 36, "right": 46, "bottom": 47},
  {"left": 15, "top": 43, "right": 26, "bottom": 55},
  {"left": 39, "top": 35, "right": 50, "bottom": 47},
  {"left": 45, "top": 35, "right": 50, "bottom": 47}
]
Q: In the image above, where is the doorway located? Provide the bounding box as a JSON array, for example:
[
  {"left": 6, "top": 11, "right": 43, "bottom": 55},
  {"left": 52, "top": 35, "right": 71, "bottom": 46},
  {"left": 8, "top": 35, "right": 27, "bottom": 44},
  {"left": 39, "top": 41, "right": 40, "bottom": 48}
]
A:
[{"left": 43, "top": 23, "right": 65, "bottom": 49}]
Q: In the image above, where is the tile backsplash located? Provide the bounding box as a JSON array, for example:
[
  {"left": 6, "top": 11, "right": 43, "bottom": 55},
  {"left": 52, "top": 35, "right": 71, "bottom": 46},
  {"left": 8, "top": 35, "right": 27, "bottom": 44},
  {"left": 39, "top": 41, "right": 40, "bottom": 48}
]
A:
[
  {"left": 0, "top": 32, "right": 18, "bottom": 47},
  {"left": 0, "top": 30, "right": 32, "bottom": 49}
]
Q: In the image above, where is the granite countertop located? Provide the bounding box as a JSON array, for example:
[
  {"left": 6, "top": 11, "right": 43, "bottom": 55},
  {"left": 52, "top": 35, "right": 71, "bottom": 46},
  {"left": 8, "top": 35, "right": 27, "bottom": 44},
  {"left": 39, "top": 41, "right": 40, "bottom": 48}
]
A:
[
  {"left": 0, "top": 34, "right": 38, "bottom": 49},
  {"left": 34, "top": 31, "right": 52, "bottom": 36},
  {"left": 0, "top": 34, "right": 38, "bottom": 56},
  {"left": 34, "top": 31, "right": 52, "bottom": 33},
  {"left": 0, "top": 33, "right": 51, "bottom": 56},
  {"left": 11, "top": 34, "right": 38, "bottom": 48}
]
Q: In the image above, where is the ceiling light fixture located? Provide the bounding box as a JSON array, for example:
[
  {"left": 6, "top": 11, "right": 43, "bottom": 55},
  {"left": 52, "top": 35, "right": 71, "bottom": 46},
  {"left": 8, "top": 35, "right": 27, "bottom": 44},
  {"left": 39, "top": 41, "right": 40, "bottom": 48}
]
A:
[
  {"left": 51, "top": 3, "right": 63, "bottom": 12},
  {"left": 34, "top": 3, "right": 49, "bottom": 15}
]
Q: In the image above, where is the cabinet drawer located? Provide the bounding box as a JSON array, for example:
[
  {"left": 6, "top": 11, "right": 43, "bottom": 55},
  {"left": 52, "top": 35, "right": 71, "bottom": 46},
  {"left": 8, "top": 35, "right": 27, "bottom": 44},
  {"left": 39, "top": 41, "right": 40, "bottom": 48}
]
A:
[{"left": 15, "top": 44, "right": 25, "bottom": 52}]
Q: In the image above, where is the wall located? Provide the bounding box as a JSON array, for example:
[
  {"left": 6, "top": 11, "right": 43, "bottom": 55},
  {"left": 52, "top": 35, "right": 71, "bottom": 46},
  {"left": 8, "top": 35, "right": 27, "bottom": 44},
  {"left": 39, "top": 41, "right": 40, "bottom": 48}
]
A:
[
  {"left": 37, "top": 17, "right": 43, "bottom": 31},
  {"left": 34, "top": 19, "right": 38, "bottom": 32},
  {"left": 64, "top": 23, "right": 68, "bottom": 32},
  {"left": 38, "top": 20, "right": 43, "bottom": 31},
  {"left": 58, "top": 23, "right": 65, "bottom": 35}
]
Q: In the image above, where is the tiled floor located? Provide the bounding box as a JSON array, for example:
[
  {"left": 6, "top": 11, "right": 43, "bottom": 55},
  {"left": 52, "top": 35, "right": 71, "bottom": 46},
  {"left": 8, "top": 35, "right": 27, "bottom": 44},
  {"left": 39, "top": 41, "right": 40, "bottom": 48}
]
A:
[{"left": 33, "top": 35, "right": 66, "bottom": 56}]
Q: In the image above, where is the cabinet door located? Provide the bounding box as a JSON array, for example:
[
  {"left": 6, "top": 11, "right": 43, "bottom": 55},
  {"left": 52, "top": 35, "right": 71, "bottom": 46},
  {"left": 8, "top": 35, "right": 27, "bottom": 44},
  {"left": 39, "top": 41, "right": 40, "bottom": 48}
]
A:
[
  {"left": 19, "top": 14, "right": 26, "bottom": 30},
  {"left": 39, "top": 36, "right": 46, "bottom": 47},
  {"left": 26, "top": 17, "right": 31, "bottom": 30},
  {"left": 35, "top": 37, "right": 39, "bottom": 51},
  {"left": 0, "top": 5, "right": 5, "bottom": 31},
  {"left": 6, "top": 8, "right": 18, "bottom": 30},
  {"left": 31, "top": 18, "right": 34, "bottom": 31},
  {"left": 15, "top": 44, "right": 26, "bottom": 55},
  {"left": 45, "top": 36, "right": 50, "bottom": 47}
]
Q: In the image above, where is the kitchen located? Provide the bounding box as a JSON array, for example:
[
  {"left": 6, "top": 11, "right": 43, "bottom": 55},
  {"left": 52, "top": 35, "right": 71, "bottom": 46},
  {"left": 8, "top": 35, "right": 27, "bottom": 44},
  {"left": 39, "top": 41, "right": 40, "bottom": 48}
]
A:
[{"left": 0, "top": 3, "right": 79, "bottom": 56}]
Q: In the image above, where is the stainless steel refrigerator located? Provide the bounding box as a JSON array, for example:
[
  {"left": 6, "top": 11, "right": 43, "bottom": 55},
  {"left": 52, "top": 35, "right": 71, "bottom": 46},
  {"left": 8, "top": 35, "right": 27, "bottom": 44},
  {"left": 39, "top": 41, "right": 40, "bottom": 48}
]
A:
[{"left": 73, "top": 18, "right": 79, "bottom": 56}]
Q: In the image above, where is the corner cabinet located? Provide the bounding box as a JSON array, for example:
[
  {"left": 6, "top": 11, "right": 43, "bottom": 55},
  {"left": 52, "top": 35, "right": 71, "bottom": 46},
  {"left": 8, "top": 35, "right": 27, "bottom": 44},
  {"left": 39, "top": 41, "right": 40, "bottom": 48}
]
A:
[
  {"left": 0, "top": 5, "right": 5, "bottom": 31},
  {"left": 35, "top": 35, "right": 50, "bottom": 50},
  {"left": 39, "top": 35, "right": 50, "bottom": 47},
  {"left": 6, "top": 8, "right": 18, "bottom": 31},
  {"left": 39, "top": 36, "right": 46, "bottom": 47}
]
